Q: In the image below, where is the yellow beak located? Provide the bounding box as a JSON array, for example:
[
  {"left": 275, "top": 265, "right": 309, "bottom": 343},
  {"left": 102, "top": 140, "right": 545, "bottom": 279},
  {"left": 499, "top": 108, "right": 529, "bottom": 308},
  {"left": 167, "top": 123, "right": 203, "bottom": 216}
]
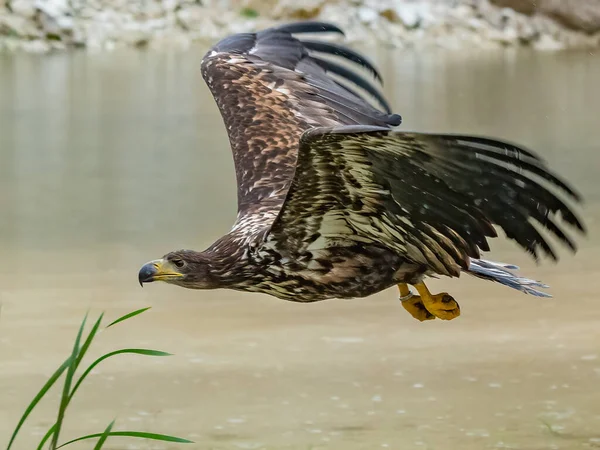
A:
[{"left": 138, "top": 259, "right": 184, "bottom": 286}]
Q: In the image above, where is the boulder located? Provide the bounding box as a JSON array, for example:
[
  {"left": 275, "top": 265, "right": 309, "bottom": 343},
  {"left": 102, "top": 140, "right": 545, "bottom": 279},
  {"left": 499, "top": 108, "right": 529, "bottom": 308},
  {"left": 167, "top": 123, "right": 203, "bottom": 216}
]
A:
[
  {"left": 232, "top": 0, "right": 325, "bottom": 19},
  {"left": 489, "top": 0, "right": 536, "bottom": 15},
  {"left": 491, "top": 0, "right": 600, "bottom": 33},
  {"left": 540, "top": 0, "right": 600, "bottom": 34}
]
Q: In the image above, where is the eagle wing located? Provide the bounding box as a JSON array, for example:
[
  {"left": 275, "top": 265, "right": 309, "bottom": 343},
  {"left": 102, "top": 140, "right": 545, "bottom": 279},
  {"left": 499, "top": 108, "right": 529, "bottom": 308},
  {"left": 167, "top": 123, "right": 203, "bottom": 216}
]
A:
[
  {"left": 264, "top": 126, "right": 585, "bottom": 277},
  {"left": 200, "top": 22, "right": 401, "bottom": 242}
]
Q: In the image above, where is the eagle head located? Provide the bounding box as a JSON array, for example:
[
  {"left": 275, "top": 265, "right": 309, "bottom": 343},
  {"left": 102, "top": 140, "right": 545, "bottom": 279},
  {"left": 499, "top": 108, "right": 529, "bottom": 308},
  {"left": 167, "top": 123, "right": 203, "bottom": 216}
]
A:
[{"left": 138, "top": 250, "right": 214, "bottom": 289}]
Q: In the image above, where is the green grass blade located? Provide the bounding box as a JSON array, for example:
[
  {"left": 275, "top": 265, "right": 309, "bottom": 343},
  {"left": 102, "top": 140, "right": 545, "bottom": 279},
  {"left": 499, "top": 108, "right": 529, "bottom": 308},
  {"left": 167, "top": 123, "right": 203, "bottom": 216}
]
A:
[
  {"left": 38, "top": 313, "right": 104, "bottom": 449},
  {"left": 6, "top": 359, "right": 70, "bottom": 450},
  {"left": 75, "top": 313, "right": 104, "bottom": 369},
  {"left": 68, "top": 349, "right": 171, "bottom": 402},
  {"left": 93, "top": 420, "right": 116, "bottom": 450},
  {"left": 57, "top": 431, "right": 193, "bottom": 448},
  {"left": 106, "top": 307, "right": 151, "bottom": 328},
  {"left": 8, "top": 309, "right": 176, "bottom": 450},
  {"left": 50, "top": 312, "right": 88, "bottom": 449},
  {"left": 35, "top": 424, "right": 56, "bottom": 450}
]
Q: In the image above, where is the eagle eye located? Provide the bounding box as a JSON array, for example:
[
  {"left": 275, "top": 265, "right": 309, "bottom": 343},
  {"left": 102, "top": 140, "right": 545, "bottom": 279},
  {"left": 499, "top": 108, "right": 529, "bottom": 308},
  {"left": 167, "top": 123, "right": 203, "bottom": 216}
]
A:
[{"left": 172, "top": 258, "right": 185, "bottom": 269}]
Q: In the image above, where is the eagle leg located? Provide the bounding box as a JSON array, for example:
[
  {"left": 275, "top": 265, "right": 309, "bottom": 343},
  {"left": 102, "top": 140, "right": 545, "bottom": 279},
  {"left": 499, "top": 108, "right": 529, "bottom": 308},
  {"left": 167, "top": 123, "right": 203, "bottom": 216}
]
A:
[
  {"left": 398, "top": 283, "right": 461, "bottom": 321},
  {"left": 397, "top": 283, "right": 435, "bottom": 322}
]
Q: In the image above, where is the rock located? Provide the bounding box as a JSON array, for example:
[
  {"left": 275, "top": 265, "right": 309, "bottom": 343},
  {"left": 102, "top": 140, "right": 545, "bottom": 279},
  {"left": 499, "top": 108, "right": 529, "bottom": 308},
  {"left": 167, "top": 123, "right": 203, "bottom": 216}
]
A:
[
  {"left": 34, "top": 0, "right": 75, "bottom": 42},
  {"left": 272, "top": 0, "right": 324, "bottom": 19},
  {"left": 376, "top": 2, "right": 430, "bottom": 29},
  {"left": 176, "top": 5, "right": 203, "bottom": 30},
  {"left": 540, "top": 0, "right": 600, "bottom": 34},
  {"left": 395, "top": 3, "right": 424, "bottom": 29},
  {"left": 492, "top": 0, "right": 600, "bottom": 34},
  {"left": 513, "top": 13, "right": 538, "bottom": 43},
  {"left": 235, "top": 0, "right": 324, "bottom": 19},
  {"left": 357, "top": 6, "right": 378, "bottom": 25},
  {"left": 535, "top": 32, "right": 564, "bottom": 50},
  {"left": 38, "top": 9, "right": 74, "bottom": 36},
  {"left": 34, "top": 0, "right": 70, "bottom": 19},
  {"left": 162, "top": 0, "right": 180, "bottom": 12},
  {"left": 9, "top": 0, "right": 38, "bottom": 19},
  {"left": 70, "top": 24, "right": 86, "bottom": 46},
  {"left": 1, "top": 0, "right": 599, "bottom": 52},
  {"left": 119, "top": 27, "right": 151, "bottom": 47},
  {"left": 0, "top": 12, "right": 40, "bottom": 37},
  {"left": 490, "top": 0, "right": 536, "bottom": 15}
]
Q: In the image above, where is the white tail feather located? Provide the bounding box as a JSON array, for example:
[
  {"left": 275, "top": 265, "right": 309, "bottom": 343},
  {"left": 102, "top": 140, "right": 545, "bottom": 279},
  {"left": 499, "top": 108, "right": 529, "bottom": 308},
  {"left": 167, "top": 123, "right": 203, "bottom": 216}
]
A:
[{"left": 466, "top": 259, "right": 551, "bottom": 298}]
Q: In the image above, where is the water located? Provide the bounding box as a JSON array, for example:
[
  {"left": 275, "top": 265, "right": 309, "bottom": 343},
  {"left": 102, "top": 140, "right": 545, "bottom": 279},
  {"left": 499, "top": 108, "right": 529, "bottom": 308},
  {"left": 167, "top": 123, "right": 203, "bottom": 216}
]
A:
[{"left": 0, "top": 46, "right": 599, "bottom": 449}]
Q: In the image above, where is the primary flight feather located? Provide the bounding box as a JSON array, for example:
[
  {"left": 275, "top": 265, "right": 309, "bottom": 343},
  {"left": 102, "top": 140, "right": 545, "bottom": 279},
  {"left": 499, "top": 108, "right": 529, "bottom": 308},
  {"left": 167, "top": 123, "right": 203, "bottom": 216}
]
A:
[{"left": 138, "top": 21, "right": 585, "bottom": 321}]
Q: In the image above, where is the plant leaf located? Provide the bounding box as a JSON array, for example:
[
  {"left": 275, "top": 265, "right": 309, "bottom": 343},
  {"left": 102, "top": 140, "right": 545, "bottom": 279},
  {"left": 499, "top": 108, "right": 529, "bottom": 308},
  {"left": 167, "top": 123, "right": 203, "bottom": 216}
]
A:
[
  {"left": 38, "top": 313, "right": 104, "bottom": 449},
  {"left": 75, "top": 313, "right": 104, "bottom": 369},
  {"left": 6, "top": 359, "right": 69, "bottom": 450},
  {"left": 93, "top": 420, "right": 116, "bottom": 450},
  {"left": 106, "top": 307, "right": 151, "bottom": 328},
  {"left": 35, "top": 423, "right": 56, "bottom": 450},
  {"left": 57, "top": 431, "right": 193, "bottom": 448},
  {"left": 68, "top": 349, "right": 171, "bottom": 402},
  {"left": 51, "top": 312, "right": 88, "bottom": 449}
]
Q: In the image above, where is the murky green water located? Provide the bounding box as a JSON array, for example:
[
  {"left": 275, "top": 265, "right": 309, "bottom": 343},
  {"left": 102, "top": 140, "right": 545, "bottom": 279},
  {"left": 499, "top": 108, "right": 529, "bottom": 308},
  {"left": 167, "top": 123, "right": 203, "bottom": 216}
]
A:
[{"left": 0, "top": 46, "right": 599, "bottom": 449}]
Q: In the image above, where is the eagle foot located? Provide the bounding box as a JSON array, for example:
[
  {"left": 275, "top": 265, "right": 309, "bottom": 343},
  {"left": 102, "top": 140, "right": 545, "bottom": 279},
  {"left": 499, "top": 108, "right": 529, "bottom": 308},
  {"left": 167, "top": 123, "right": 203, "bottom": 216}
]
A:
[
  {"left": 398, "top": 282, "right": 461, "bottom": 321},
  {"left": 400, "top": 295, "right": 436, "bottom": 322},
  {"left": 421, "top": 292, "right": 461, "bottom": 320}
]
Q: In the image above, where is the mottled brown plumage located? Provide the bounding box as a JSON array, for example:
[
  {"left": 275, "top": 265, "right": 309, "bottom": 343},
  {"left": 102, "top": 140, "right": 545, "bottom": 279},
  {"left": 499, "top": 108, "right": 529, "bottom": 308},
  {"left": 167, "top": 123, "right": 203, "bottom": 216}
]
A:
[{"left": 138, "top": 21, "right": 585, "bottom": 304}]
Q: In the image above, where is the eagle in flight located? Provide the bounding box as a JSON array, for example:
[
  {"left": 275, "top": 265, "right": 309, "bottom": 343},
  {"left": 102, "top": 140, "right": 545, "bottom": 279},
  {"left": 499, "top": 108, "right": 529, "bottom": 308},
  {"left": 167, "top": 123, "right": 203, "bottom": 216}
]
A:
[{"left": 138, "top": 21, "right": 585, "bottom": 321}]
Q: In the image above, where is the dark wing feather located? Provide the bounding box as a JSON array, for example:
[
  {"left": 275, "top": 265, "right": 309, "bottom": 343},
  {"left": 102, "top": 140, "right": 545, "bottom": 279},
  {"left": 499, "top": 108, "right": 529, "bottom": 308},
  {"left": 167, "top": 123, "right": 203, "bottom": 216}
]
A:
[
  {"left": 264, "top": 126, "right": 585, "bottom": 277},
  {"left": 300, "top": 39, "right": 383, "bottom": 82},
  {"left": 274, "top": 21, "right": 345, "bottom": 35},
  {"left": 201, "top": 22, "right": 399, "bottom": 243},
  {"left": 311, "top": 56, "right": 392, "bottom": 113}
]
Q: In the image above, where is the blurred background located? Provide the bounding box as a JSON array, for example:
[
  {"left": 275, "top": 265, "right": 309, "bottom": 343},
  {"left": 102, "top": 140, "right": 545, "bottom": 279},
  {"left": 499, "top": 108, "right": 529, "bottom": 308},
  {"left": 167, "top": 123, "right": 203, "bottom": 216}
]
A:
[{"left": 1, "top": 1, "right": 599, "bottom": 449}]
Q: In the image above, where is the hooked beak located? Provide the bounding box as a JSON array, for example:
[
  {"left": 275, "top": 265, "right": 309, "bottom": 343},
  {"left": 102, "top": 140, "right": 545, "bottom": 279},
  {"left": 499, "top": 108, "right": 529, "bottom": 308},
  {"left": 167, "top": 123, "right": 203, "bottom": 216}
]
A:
[{"left": 138, "top": 259, "right": 184, "bottom": 287}]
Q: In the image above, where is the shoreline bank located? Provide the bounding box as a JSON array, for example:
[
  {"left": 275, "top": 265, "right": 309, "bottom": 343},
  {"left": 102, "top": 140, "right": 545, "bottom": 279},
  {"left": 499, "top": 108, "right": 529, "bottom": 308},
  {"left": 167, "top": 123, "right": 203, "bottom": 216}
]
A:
[{"left": 1, "top": 0, "right": 599, "bottom": 53}]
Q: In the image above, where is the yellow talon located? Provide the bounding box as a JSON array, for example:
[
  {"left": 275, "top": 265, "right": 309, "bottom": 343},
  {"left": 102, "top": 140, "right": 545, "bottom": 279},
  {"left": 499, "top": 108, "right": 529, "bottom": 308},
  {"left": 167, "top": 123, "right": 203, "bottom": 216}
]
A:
[
  {"left": 414, "top": 282, "right": 461, "bottom": 320},
  {"left": 398, "top": 282, "right": 461, "bottom": 321},
  {"left": 398, "top": 283, "right": 435, "bottom": 321}
]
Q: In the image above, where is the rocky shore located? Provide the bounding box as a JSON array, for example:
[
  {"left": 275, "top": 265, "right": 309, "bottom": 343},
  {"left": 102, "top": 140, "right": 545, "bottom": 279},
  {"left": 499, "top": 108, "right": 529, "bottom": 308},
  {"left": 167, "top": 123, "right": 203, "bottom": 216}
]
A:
[{"left": 1, "top": 0, "right": 599, "bottom": 52}]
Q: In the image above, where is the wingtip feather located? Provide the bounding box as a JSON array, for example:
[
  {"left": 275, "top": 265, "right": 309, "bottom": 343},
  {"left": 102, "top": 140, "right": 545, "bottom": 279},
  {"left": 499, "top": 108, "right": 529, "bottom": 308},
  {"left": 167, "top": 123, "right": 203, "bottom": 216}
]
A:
[
  {"left": 311, "top": 56, "right": 391, "bottom": 113},
  {"left": 301, "top": 39, "right": 383, "bottom": 83},
  {"left": 275, "top": 21, "right": 345, "bottom": 36}
]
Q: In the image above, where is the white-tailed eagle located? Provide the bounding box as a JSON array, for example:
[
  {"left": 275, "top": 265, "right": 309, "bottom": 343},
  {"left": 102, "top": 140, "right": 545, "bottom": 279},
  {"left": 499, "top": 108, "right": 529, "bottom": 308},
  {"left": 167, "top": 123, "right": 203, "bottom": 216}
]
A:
[{"left": 138, "top": 22, "right": 585, "bottom": 321}]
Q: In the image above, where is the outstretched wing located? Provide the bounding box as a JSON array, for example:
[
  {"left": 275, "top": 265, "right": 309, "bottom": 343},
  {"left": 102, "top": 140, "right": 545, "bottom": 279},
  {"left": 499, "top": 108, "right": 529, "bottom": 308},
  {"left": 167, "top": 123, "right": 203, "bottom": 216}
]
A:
[
  {"left": 200, "top": 22, "right": 401, "bottom": 241},
  {"left": 265, "top": 126, "right": 585, "bottom": 277}
]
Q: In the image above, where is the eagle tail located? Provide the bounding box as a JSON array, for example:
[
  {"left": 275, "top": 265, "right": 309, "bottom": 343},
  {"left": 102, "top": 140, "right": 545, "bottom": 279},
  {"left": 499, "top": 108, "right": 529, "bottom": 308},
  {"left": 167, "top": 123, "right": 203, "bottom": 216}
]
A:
[{"left": 465, "top": 259, "right": 552, "bottom": 298}]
